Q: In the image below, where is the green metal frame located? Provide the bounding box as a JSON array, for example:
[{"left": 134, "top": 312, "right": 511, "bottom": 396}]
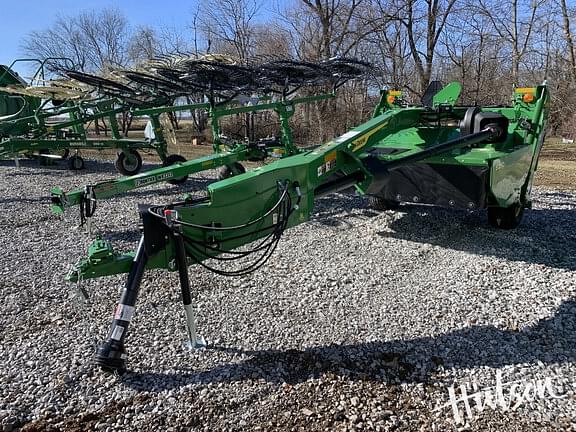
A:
[
  {"left": 50, "top": 93, "right": 335, "bottom": 214},
  {"left": 69, "top": 81, "right": 550, "bottom": 373},
  {"left": 0, "top": 59, "right": 177, "bottom": 167},
  {"left": 68, "top": 82, "right": 549, "bottom": 282}
]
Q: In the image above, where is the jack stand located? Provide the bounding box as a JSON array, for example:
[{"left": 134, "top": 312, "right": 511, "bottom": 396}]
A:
[
  {"left": 86, "top": 217, "right": 92, "bottom": 236},
  {"left": 173, "top": 229, "right": 206, "bottom": 350},
  {"left": 72, "top": 273, "right": 89, "bottom": 306},
  {"left": 94, "top": 236, "right": 148, "bottom": 373}
]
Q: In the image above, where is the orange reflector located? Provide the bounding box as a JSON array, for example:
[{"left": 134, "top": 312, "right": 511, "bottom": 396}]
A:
[
  {"left": 387, "top": 95, "right": 396, "bottom": 104},
  {"left": 523, "top": 93, "right": 535, "bottom": 103}
]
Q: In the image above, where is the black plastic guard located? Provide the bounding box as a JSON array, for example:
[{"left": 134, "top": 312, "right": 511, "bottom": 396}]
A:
[
  {"left": 364, "top": 160, "right": 489, "bottom": 209},
  {"left": 139, "top": 205, "right": 170, "bottom": 256}
]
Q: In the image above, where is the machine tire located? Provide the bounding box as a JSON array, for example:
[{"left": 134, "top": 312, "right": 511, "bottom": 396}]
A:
[
  {"left": 115, "top": 150, "right": 142, "bottom": 176},
  {"left": 67, "top": 155, "right": 85, "bottom": 171},
  {"left": 367, "top": 196, "right": 400, "bottom": 211},
  {"left": 162, "top": 154, "right": 188, "bottom": 185},
  {"left": 488, "top": 203, "right": 524, "bottom": 229},
  {"left": 217, "top": 162, "right": 246, "bottom": 180}
]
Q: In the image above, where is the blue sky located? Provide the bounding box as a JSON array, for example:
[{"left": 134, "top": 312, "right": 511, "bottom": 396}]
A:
[{"left": 0, "top": 0, "right": 289, "bottom": 73}]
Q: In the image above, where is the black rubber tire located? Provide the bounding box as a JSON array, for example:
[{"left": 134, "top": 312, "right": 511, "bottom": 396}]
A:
[
  {"left": 217, "top": 162, "right": 246, "bottom": 180},
  {"left": 115, "top": 150, "right": 142, "bottom": 176},
  {"left": 488, "top": 203, "right": 524, "bottom": 229},
  {"left": 367, "top": 196, "right": 400, "bottom": 211},
  {"left": 67, "top": 155, "right": 85, "bottom": 170},
  {"left": 162, "top": 154, "right": 188, "bottom": 185}
]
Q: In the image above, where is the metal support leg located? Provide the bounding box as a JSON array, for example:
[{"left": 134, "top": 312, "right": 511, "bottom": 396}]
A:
[
  {"left": 94, "top": 236, "right": 148, "bottom": 373},
  {"left": 173, "top": 231, "right": 206, "bottom": 350},
  {"left": 14, "top": 156, "right": 19, "bottom": 168}
]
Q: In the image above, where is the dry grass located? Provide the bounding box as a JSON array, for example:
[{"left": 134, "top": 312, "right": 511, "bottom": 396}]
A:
[{"left": 536, "top": 138, "right": 576, "bottom": 190}]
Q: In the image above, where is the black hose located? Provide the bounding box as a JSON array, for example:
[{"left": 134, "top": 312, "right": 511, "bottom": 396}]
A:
[{"left": 79, "top": 186, "right": 96, "bottom": 226}]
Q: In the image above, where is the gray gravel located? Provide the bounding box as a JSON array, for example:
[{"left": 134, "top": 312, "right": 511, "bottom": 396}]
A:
[{"left": 0, "top": 157, "right": 575, "bottom": 431}]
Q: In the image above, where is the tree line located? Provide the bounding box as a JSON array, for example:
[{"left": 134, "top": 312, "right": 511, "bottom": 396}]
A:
[{"left": 21, "top": 0, "right": 576, "bottom": 142}]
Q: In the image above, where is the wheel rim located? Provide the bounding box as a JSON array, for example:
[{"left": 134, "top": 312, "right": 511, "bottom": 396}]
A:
[{"left": 123, "top": 154, "right": 139, "bottom": 171}]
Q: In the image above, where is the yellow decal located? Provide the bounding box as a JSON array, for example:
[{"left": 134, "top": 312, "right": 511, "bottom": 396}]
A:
[
  {"left": 324, "top": 151, "right": 337, "bottom": 162},
  {"left": 389, "top": 90, "right": 402, "bottom": 96},
  {"left": 351, "top": 120, "right": 389, "bottom": 152},
  {"left": 515, "top": 87, "right": 536, "bottom": 94},
  {"left": 202, "top": 160, "right": 213, "bottom": 167}
]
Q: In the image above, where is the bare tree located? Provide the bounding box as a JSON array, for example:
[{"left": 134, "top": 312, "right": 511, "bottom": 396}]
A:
[
  {"left": 22, "top": 8, "right": 130, "bottom": 72},
  {"left": 560, "top": 0, "right": 576, "bottom": 83},
  {"left": 476, "top": 0, "right": 545, "bottom": 85},
  {"left": 200, "top": 0, "right": 262, "bottom": 62},
  {"left": 373, "top": 0, "right": 458, "bottom": 93},
  {"left": 128, "top": 26, "right": 159, "bottom": 64}
]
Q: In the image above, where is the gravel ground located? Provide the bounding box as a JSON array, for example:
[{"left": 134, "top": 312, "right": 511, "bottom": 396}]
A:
[{"left": 0, "top": 158, "right": 575, "bottom": 431}]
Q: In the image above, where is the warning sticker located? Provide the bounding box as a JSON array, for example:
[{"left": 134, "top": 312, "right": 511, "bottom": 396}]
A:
[
  {"left": 111, "top": 325, "right": 124, "bottom": 341},
  {"left": 114, "top": 304, "right": 135, "bottom": 322},
  {"left": 317, "top": 159, "right": 337, "bottom": 177},
  {"left": 324, "top": 151, "right": 337, "bottom": 162}
]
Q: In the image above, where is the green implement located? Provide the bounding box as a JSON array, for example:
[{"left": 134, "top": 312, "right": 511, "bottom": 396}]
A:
[
  {"left": 50, "top": 93, "right": 335, "bottom": 217},
  {"left": 66, "top": 81, "right": 550, "bottom": 373}
]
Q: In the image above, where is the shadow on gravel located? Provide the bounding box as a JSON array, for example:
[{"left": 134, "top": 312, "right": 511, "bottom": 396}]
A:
[
  {"left": 121, "top": 298, "right": 576, "bottom": 391},
  {"left": 117, "top": 196, "right": 576, "bottom": 390},
  {"left": 0, "top": 176, "right": 211, "bottom": 207},
  {"left": 377, "top": 206, "right": 576, "bottom": 271},
  {"left": 0, "top": 161, "right": 109, "bottom": 178},
  {"left": 0, "top": 195, "right": 50, "bottom": 205}
]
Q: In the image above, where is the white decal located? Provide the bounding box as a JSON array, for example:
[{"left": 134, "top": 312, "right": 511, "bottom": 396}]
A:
[
  {"left": 114, "top": 304, "right": 135, "bottom": 322},
  {"left": 111, "top": 325, "right": 124, "bottom": 341}
]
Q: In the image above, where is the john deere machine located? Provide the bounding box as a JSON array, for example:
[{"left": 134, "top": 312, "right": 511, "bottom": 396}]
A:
[
  {"left": 49, "top": 57, "right": 365, "bottom": 223},
  {"left": 62, "top": 56, "right": 548, "bottom": 373},
  {"left": 0, "top": 58, "right": 190, "bottom": 174}
]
